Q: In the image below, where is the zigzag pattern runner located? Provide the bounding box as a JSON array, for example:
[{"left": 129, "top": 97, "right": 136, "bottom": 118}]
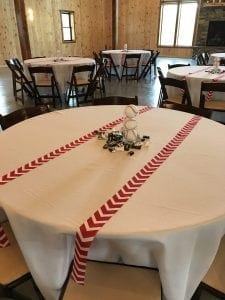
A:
[
  {"left": 0, "top": 106, "right": 151, "bottom": 247},
  {"left": 72, "top": 115, "right": 201, "bottom": 284},
  {"left": 0, "top": 225, "right": 10, "bottom": 248},
  {"left": 206, "top": 72, "right": 225, "bottom": 101}
]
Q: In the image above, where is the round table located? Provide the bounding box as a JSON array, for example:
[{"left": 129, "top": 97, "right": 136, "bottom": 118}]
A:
[
  {"left": 209, "top": 52, "right": 225, "bottom": 65},
  {"left": 0, "top": 106, "right": 225, "bottom": 300},
  {"left": 167, "top": 65, "right": 225, "bottom": 107},
  {"left": 24, "top": 56, "right": 95, "bottom": 95}
]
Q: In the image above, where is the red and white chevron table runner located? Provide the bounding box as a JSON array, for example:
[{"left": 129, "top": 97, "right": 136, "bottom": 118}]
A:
[
  {"left": 72, "top": 114, "right": 202, "bottom": 284},
  {"left": 206, "top": 72, "right": 225, "bottom": 101},
  {"left": 0, "top": 225, "right": 10, "bottom": 248},
  {"left": 0, "top": 106, "right": 151, "bottom": 248},
  {"left": 188, "top": 66, "right": 212, "bottom": 75}
]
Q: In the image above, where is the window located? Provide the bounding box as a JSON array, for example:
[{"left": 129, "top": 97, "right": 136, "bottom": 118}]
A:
[
  {"left": 60, "top": 10, "right": 75, "bottom": 42},
  {"left": 158, "top": 0, "right": 198, "bottom": 47}
]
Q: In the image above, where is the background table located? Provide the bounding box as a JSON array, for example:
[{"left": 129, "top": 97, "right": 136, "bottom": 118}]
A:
[
  {"left": 102, "top": 49, "right": 151, "bottom": 77},
  {"left": 209, "top": 52, "right": 225, "bottom": 65},
  {"left": 24, "top": 57, "right": 95, "bottom": 95},
  {"left": 0, "top": 106, "right": 225, "bottom": 300},
  {"left": 167, "top": 65, "right": 225, "bottom": 107},
  {"left": 102, "top": 49, "right": 151, "bottom": 66}
]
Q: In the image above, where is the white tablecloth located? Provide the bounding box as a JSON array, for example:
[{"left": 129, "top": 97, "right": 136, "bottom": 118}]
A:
[
  {"left": 24, "top": 57, "right": 95, "bottom": 95},
  {"left": 102, "top": 50, "right": 151, "bottom": 66},
  {"left": 0, "top": 106, "right": 225, "bottom": 300},
  {"left": 167, "top": 65, "right": 225, "bottom": 107},
  {"left": 209, "top": 53, "right": 225, "bottom": 65}
]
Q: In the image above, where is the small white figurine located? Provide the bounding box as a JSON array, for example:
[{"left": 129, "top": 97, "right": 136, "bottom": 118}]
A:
[{"left": 123, "top": 104, "right": 139, "bottom": 143}]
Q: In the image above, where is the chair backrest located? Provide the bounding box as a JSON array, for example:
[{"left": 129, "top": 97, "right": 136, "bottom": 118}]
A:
[
  {"left": 200, "top": 81, "right": 225, "bottom": 108},
  {"left": 158, "top": 76, "right": 192, "bottom": 106},
  {"left": 100, "top": 52, "right": 121, "bottom": 80},
  {"left": 84, "top": 62, "right": 105, "bottom": 101},
  {"left": 13, "top": 58, "right": 24, "bottom": 71},
  {"left": 0, "top": 105, "right": 50, "bottom": 130},
  {"left": 124, "top": 53, "right": 141, "bottom": 67},
  {"left": 5, "top": 59, "right": 35, "bottom": 97},
  {"left": 168, "top": 63, "right": 190, "bottom": 69},
  {"left": 72, "top": 64, "right": 95, "bottom": 75},
  {"left": 28, "top": 66, "right": 57, "bottom": 87},
  {"left": 92, "top": 96, "right": 138, "bottom": 106},
  {"left": 28, "top": 66, "right": 54, "bottom": 76},
  {"left": 125, "top": 53, "right": 142, "bottom": 60},
  {"left": 5, "top": 59, "right": 21, "bottom": 80},
  {"left": 197, "top": 53, "right": 207, "bottom": 66},
  {"left": 151, "top": 50, "right": 160, "bottom": 64},
  {"left": 100, "top": 52, "right": 116, "bottom": 67},
  {"left": 204, "top": 52, "right": 210, "bottom": 64},
  {"left": 142, "top": 50, "right": 154, "bottom": 65},
  {"left": 162, "top": 102, "right": 212, "bottom": 119},
  {"left": 70, "top": 64, "right": 95, "bottom": 89},
  {"left": 93, "top": 51, "right": 100, "bottom": 61},
  {"left": 157, "top": 67, "right": 164, "bottom": 78}
]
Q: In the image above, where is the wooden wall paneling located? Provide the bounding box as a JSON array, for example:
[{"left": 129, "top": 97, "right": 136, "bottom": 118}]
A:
[
  {"left": 79, "top": 0, "right": 93, "bottom": 56},
  {"left": 148, "top": 0, "right": 160, "bottom": 50},
  {"left": 79, "top": 0, "right": 112, "bottom": 56},
  {"left": 0, "top": 0, "right": 21, "bottom": 65},
  {"left": 51, "top": 0, "right": 82, "bottom": 57},
  {"left": 0, "top": 0, "right": 110, "bottom": 64},
  {"left": 118, "top": 0, "right": 127, "bottom": 48},
  {"left": 112, "top": 0, "right": 117, "bottom": 49},
  {"left": 118, "top": 0, "right": 148, "bottom": 49},
  {"left": 73, "top": 0, "right": 83, "bottom": 56},
  {"left": 103, "top": 0, "right": 113, "bottom": 50},
  {"left": 118, "top": 0, "right": 192, "bottom": 58},
  {"left": 25, "top": 0, "right": 55, "bottom": 58},
  {"left": 129, "top": 0, "right": 146, "bottom": 49}
]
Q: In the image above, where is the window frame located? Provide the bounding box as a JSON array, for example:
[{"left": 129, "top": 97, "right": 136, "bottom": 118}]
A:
[
  {"left": 158, "top": 0, "right": 199, "bottom": 48},
  {"left": 60, "top": 10, "right": 75, "bottom": 43}
]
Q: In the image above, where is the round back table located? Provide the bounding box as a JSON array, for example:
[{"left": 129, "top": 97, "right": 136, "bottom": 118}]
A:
[
  {"left": 167, "top": 65, "right": 225, "bottom": 107},
  {"left": 102, "top": 49, "right": 151, "bottom": 66},
  {"left": 24, "top": 56, "right": 95, "bottom": 95},
  {"left": 208, "top": 52, "right": 225, "bottom": 65}
]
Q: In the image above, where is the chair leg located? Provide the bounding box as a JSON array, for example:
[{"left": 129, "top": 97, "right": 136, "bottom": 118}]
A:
[
  {"left": 55, "top": 82, "right": 62, "bottom": 106},
  {"left": 30, "top": 278, "right": 45, "bottom": 300},
  {"left": 52, "top": 85, "right": 56, "bottom": 108},
  {"left": 12, "top": 75, "right": 17, "bottom": 99}
]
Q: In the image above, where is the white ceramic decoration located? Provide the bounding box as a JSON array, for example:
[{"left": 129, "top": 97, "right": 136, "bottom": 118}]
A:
[
  {"left": 123, "top": 119, "right": 137, "bottom": 130},
  {"left": 124, "top": 104, "right": 139, "bottom": 119},
  {"left": 124, "top": 129, "right": 138, "bottom": 142},
  {"left": 123, "top": 104, "right": 139, "bottom": 143}
]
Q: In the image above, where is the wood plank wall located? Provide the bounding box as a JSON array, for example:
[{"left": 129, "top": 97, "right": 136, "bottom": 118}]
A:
[
  {"left": 0, "top": 0, "right": 112, "bottom": 65},
  {"left": 118, "top": 0, "right": 193, "bottom": 58},
  {"left": 0, "top": 1, "right": 22, "bottom": 65},
  {"left": 25, "top": 0, "right": 112, "bottom": 58}
]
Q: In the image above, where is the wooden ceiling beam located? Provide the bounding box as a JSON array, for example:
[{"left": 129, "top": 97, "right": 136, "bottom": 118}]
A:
[{"left": 14, "top": 0, "right": 31, "bottom": 59}]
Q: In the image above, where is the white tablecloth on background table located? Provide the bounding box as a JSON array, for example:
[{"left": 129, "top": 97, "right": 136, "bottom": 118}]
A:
[
  {"left": 24, "top": 57, "right": 95, "bottom": 96},
  {"left": 102, "top": 49, "right": 151, "bottom": 66},
  {"left": 0, "top": 106, "right": 225, "bottom": 300},
  {"left": 208, "top": 53, "right": 225, "bottom": 65},
  {"left": 167, "top": 65, "right": 225, "bottom": 107},
  {"left": 102, "top": 49, "right": 151, "bottom": 77}
]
